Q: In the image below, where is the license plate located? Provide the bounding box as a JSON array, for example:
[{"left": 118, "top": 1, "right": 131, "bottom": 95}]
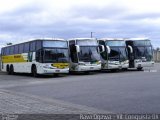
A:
[
  {"left": 138, "top": 64, "right": 141, "bottom": 67},
  {"left": 90, "top": 67, "right": 94, "bottom": 70},
  {"left": 119, "top": 66, "right": 122, "bottom": 69},
  {"left": 55, "top": 70, "right": 60, "bottom": 72}
]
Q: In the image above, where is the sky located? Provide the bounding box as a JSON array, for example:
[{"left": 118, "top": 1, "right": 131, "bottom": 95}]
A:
[{"left": 0, "top": 0, "right": 160, "bottom": 49}]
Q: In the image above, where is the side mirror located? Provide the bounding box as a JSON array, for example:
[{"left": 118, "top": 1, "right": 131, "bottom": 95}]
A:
[
  {"left": 128, "top": 45, "right": 133, "bottom": 53},
  {"left": 75, "top": 45, "right": 80, "bottom": 53},
  {"left": 99, "top": 45, "right": 105, "bottom": 53},
  {"left": 106, "top": 46, "right": 111, "bottom": 54}
]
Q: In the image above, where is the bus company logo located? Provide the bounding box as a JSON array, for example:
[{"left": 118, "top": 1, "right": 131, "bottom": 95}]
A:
[{"left": 14, "top": 55, "right": 21, "bottom": 58}]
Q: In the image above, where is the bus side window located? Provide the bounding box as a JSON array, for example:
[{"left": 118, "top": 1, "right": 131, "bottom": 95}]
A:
[
  {"left": 15, "top": 45, "right": 19, "bottom": 54},
  {"left": 35, "top": 41, "right": 42, "bottom": 63},
  {"left": 30, "top": 41, "right": 36, "bottom": 52},
  {"left": 36, "top": 50, "right": 40, "bottom": 62},
  {"left": 1, "top": 48, "right": 4, "bottom": 55},
  {"left": 3, "top": 48, "right": 6, "bottom": 55},
  {"left": 36, "top": 49, "right": 43, "bottom": 63},
  {"left": 6, "top": 47, "right": 10, "bottom": 55},
  {"left": 19, "top": 44, "right": 24, "bottom": 54},
  {"left": 36, "top": 41, "right": 42, "bottom": 50},
  {"left": 69, "top": 40, "right": 78, "bottom": 63},
  {"left": 24, "top": 42, "right": 30, "bottom": 53}
]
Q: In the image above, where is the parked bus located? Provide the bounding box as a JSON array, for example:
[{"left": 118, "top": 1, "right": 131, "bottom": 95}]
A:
[
  {"left": 125, "top": 38, "right": 154, "bottom": 70},
  {"left": 98, "top": 38, "right": 129, "bottom": 71},
  {"left": 1, "top": 38, "right": 69, "bottom": 77},
  {"left": 68, "top": 38, "right": 102, "bottom": 73}
]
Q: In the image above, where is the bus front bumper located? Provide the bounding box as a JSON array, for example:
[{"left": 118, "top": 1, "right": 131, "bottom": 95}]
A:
[
  {"left": 121, "top": 63, "right": 129, "bottom": 69},
  {"left": 135, "top": 61, "right": 154, "bottom": 68},
  {"left": 39, "top": 68, "right": 69, "bottom": 74},
  {"left": 102, "top": 63, "right": 122, "bottom": 70},
  {"left": 102, "top": 63, "right": 129, "bottom": 70},
  {"left": 75, "top": 64, "right": 101, "bottom": 71},
  {"left": 108, "top": 64, "right": 122, "bottom": 69}
]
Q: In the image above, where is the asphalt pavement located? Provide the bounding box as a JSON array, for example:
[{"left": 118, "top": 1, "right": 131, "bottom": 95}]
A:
[{"left": 0, "top": 63, "right": 160, "bottom": 113}]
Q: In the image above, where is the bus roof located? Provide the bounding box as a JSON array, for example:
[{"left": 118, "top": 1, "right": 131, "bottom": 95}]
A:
[
  {"left": 99, "top": 38, "right": 124, "bottom": 41},
  {"left": 1, "top": 38, "right": 65, "bottom": 48},
  {"left": 24, "top": 38, "right": 65, "bottom": 42},
  {"left": 124, "top": 38, "right": 150, "bottom": 41},
  {"left": 68, "top": 38, "right": 96, "bottom": 41}
]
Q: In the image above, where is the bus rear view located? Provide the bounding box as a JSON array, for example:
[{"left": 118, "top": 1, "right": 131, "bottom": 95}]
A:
[
  {"left": 68, "top": 38, "right": 101, "bottom": 73},
  {"left": 125, "top": 38, "right": 154, "bottom": 70}
]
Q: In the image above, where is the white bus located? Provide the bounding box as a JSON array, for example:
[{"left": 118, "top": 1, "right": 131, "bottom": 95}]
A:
[
  {"left": 1, "top": 38, "right": 69, "bottom": 77},
  {"left": 125, "top": 38, "right": 154, "bottom": 70},
  {"left": 68, "top": 38, "right": 102, "bottom": 73},
  {"left": 98, "top": 38, "right": 129, "bottom": 71}
]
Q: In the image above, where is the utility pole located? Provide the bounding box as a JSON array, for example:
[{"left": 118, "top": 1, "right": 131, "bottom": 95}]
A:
[{"left": 91, "top": 32, "right": 94, "bottom": 38}]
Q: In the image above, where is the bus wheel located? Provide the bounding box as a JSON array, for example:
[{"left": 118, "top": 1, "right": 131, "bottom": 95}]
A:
[
  {"left": 32, "top": 66, "right": 38, "bottom": 77},
  {"left": 10, "top": 65, "right": 14, "bottom": 75},
  {"left": 6, "top": 65, "right": 10, "bottom": 75},
  {"left": 137, "top": 67, "right": 143, "bottom": 71},
  {"left": 122, "top": 68, "right": 128, "bottom": 71}
]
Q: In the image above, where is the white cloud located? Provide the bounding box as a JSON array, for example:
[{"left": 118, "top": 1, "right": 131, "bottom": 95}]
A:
[
  {"left": 0, "top": 0, "right": 33, "bottom": 14},
  {"left": 0, "top": 0, "right": 160, "bottom": 48}
]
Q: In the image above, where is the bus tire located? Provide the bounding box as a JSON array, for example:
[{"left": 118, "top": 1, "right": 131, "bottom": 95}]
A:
[
  {"left": 10, "top": 65, "right": 15, "bottom": 75},
  {"left": 137, "top": 67, "right": 143, "bottom": 71},
  {"left": 32, "top": 65, "right": 38, "bottom": 77},
  {"left": 6, "top": 65, "right": 10, "bottom": 75},
  {"left": 122, "top": 68, "right": 128, "bottom": 71}
]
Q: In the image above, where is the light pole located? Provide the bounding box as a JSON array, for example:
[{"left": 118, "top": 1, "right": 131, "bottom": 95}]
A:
[{"left": 91, "top": 32, "right": 94, "bottom": 38}]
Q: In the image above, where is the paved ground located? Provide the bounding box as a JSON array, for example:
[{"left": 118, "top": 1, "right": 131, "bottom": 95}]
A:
[{"left": 0, "top": 63, "right": 160, "bottom": 114}]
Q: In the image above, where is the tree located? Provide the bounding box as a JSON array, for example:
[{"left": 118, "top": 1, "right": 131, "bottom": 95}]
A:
[{"left": 6, "top": 43, "right": 12, "bottom": 46}]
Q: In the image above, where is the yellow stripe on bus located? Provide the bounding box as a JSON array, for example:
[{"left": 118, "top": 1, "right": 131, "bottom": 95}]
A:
[
  {"left": 2, "top": 54, "right": 27, "bottom": 63},
  {"left": 51, "top": 63, "right": 69, "bottom": 69}
]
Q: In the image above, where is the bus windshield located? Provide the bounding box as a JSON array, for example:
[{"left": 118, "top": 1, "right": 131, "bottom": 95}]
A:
[
  {"left": 78, "top": 46, "right": 100, "bottom": 62},
  {"left": 43, "top": 41, "right": 68, "bottom": 48},
  {"left": 109, "top": 48, "right": 119, "bottom": 61},
  {"left": 105, "top": 41, "right": 128, "bottom": 61},
  {"left": 134, "top": 46, "right": 153, "bottom": 61},
  {"left": 106, "top": 40, "right": 126, "bottom": 46},
  {"left": 43, "top": 48, "right": 69, "bottom": 63},
  {"left": 133, "top": 40, "right": 151, "bottom": 46},
  {"left": 77, "top": 39, "right": 98, "bottom": 46},
  {"left": 108, "top": 47, "right": 128, "bottom": 61},
  {"left": 119, "top": 47, "right": 128, "bottom": 61}
]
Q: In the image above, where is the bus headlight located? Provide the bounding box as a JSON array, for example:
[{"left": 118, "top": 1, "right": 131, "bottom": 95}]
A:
[
  {"left": 124, "top": 60, "right": 129, "bottom": 64},
  {"left": 97, "top": 61, "right": 101, "bottom": 64},
  {"left": 135, "top": 59, "right": 141, "bottom": 63}
]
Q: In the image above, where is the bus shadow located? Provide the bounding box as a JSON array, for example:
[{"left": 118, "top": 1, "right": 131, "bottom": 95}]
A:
[
  {"left": 99, "top": 69, "right": 143, "bottom": 73},
  {"left": 99, "top": 70, "right": 122, "bottom": 73},
  {"left": 11, "top": 73, "right": 68, "bottom": 78},
  {"left": 69, "top": 71, "right": 100, "bottom": 76}
]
